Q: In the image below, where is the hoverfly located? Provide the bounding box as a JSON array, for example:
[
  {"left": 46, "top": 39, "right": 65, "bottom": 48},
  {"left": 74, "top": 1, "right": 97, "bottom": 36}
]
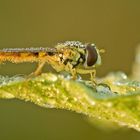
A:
[{"left": 0, "top": 41, "right": 104, "bottom": 81}]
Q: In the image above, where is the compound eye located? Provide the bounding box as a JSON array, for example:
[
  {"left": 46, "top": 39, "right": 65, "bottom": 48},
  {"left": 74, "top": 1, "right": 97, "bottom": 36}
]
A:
[{"left": 86, "top": 44, "right": 98, "bottom": 66}]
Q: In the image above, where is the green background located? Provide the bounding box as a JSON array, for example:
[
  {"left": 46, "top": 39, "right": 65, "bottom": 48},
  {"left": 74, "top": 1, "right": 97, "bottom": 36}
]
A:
[{"left": 0, "top": 0, "right": 140, "bottom": 139}]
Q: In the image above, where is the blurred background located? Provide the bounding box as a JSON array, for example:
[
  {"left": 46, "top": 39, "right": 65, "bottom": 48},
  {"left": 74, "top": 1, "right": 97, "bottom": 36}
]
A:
[{"left": 0, "top": 0, "right": 140, "bottom": 139}]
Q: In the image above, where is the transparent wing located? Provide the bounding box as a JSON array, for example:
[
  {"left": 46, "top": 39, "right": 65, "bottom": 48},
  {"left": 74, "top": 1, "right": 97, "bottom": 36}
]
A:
[{"left": 0, "top": 47, "right": 57, "bottom": 53}]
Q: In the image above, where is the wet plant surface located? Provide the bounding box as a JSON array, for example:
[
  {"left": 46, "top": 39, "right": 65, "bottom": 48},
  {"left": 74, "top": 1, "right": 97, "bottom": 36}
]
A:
[{"left": 0, "top": 72, "right": 140, "bottom": 131}]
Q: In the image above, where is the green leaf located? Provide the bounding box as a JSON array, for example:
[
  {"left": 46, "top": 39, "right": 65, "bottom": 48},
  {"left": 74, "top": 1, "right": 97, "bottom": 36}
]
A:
[{"left": 0, "top": 72, "right": 140, "bottom": 131}]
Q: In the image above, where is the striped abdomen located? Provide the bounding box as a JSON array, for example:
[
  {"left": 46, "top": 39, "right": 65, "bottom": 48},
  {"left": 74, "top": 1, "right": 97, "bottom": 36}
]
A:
[{"left": 0, "top": 51, "right": 56, "bottom": 63}]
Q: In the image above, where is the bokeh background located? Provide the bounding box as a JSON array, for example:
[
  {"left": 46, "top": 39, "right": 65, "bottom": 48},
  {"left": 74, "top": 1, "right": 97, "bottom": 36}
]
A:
[{"left": 0, "top": 0, "right": 140, "bottom": 140}]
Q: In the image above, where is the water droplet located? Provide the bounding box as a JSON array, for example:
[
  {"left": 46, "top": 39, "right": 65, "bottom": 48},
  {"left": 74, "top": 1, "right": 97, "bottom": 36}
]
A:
[
  {"left": 43, "top": 103, "right": 55, "bottom": 108},
  {"left": 0, "top": 75, "right": 25, "bottom": 86},
  {"left": 96, "top": 84, "right": 111, "bottom": 94},
  {"left": 105, "top": 102, "right": 113, "bottom": 107},
  {"left": 91, "top": 101, "right": 96, "bottom": 106}
]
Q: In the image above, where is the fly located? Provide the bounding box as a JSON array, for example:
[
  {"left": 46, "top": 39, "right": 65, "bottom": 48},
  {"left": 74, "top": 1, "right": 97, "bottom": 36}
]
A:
[{"left": 0, "top": 41, "right": 104, "bottom": 81}]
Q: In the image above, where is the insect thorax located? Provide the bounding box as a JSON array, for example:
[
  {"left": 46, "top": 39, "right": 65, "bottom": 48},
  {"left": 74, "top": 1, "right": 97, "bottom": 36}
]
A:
[{"left": 56, "top": 41, "right": 86, "bottom": 69}]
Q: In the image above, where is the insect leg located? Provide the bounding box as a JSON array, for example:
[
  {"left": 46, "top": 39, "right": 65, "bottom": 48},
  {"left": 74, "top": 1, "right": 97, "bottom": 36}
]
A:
[
  {"left": 76, "top": 68, "right": 97, "bottom": 84},
  {"left": 25, "top": 61, "right": 46, "bottom": 79},
  {"left": 90, "top": 69, "right": 96, "bottom": 81},
  {"left": 90, "top": 69, "right": 97, "bottom": 85},
  {"left": 65, "top": 62, "right": 77, "bottom": 79},
  {"left": 34, "top": 61, "right": 46, "bottom": 76},
  {"left": 71, "top": 68, "right": 77, "bottom": 79}
]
